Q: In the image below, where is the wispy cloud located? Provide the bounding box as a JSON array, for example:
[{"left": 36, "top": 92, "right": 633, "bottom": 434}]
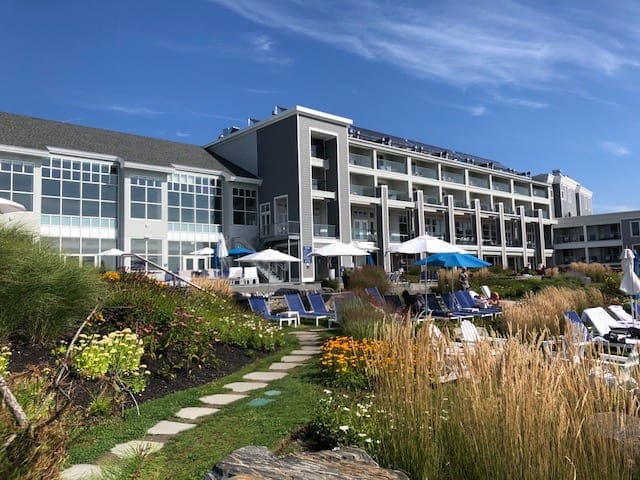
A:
[
  {"left": 489, "top": 93, "right": 548, "bottom": 109},
  {"left": 468, "top": 105, "right": 488, "bottom": 117},
  {"left": 175, "top": 131, "right": 191, "bottom": 138},
  {"left": 106, "top": 105, "right": 163, "bottom": 116},
  {"left": 599, "top": 140, "right": 630, "bottom": 156},
  {"left": 209, "top": 0, "right": 640, "bottom": 93},
  {"left": 157, "top": 32, "right": 292, "bottom": 66}
]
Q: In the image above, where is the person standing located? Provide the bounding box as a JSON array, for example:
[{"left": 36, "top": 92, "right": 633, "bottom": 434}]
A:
[{"left": 459, "top": 268, "right": 470, "bottom": 290}]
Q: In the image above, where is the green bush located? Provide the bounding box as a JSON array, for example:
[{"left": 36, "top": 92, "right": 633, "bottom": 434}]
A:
[
  {"left": 337, "top": 297, "right": 386, "bottom": 340},
  {"left": 348, "top": 266, "right": 391, "bottom": 294},
  {"left": 0, "top": 225, "right": 103, "bottom": 342},
  {"left": 321, "top": 277, "right": 339, "bottom": 291}
]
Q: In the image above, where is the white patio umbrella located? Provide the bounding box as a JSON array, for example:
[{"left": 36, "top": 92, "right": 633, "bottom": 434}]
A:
[
  {"left": 310, "top": 241, "right": 369, "bottom": 281},
  {"left": 99, "top": 248, "right": 127, "bottom": 256},
  {"left": 0, "top": 197, "right": 26, "bottom": 214},
  {"left": 236, "top": 248, "right": 300, "bottom": 295},
  {"left": 216, "top": 237, "right": 229, "bottom": 271},
  {"left": 390, "top": 233, "right": 467, "bottom": 298},
  {"left": 619, "top": 248, "right": 640, "bottom": 321}
]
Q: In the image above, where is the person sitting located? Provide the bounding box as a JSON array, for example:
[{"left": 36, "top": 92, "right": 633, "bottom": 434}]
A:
[
  {"left": 474, "top": 294, "right": 489, "bottom": 309},
  {"left": 402, "top": 289, "right": 423, "bottom": 315},
  {"left": 489, "top": 291, "right": 501, "bottom": 307}
]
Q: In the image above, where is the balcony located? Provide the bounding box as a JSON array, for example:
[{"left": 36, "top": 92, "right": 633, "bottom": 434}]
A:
[
  {"left": 482, "top": 238, "right": 499, "bottom": 246},
  {"left": 533, "top": 187, "right": 548, "bottom": 198},
  {"left": 456, "top": 236, "right": 477, "bottom": 245},
  {"left": 442, "top": 170, "right": 464, "bottom": 184},
  {"left": 377, "top": 159, "right": 406, "bottom": 174},
  {"left": 350, "top": 184, "right": 376, "bottom": 197},
  {"left": 492, "top": 181, "right": 510, "bottom": 193},
  {"left": 311, "top": 178, "right": 330, "bottom": 191},
  {"left": 390, "top": 232, "right": 409, "bottom": 242},
  {"left": 424, "top": 196, "right": 442, "bottom": 205},
  {"left": 313, "top": 224, "right": 336, "bottom": 237},
  {"left": 412, "top": 164, "right": 438, "bottom": 179},
  {"left": 349, "top": 152, "right": 373, "bottom": 168},
  {"left": 469, "top": 176, "right": 490, "bottom": 189},
  {"left": 514, "top": 184, "right": 530, "bottom": 196},
  {"left": 261, "top": 221, "right": 300, "bottom": 238},
  {"left": 352, "top": 230, "right": 377, "bottom": 242},
  {"left": 387, "top": 189, "right": 411, "bottom": 201}
]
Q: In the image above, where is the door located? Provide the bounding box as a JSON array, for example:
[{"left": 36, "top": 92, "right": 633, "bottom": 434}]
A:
[
  {"left": 183, "top": 256, "right": 206, "bottom": 271},
  {"left": 274, "top": 196, "right": 288, "bottom": 235}
]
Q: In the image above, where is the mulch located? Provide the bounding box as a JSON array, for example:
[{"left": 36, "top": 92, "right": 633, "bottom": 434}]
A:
[{"left": 7, "top": 341, "right": 270, "bottom": 407}]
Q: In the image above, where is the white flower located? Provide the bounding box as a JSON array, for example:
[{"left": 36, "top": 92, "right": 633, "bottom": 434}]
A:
[
  {"left": 357, "top": 433, "right": 367, "bottom": 437},
  {"left": 323, "top": 389, "right": 332, "bottom": 395},
  {"left": 339, "top": 425, "right": 350, "bottom": 432}
]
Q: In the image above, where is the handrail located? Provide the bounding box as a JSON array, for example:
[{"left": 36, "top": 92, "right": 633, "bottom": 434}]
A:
[{"left": 123, "top": 253, "right": 210, "bottom": 294}]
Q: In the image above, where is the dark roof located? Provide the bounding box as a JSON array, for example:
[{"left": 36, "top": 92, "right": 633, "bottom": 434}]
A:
[
  {"left": 350, "top": 125, "right": 524, "bottom": 176},
  {"left": 0, "top": 112, "right": 255, "bottom": 178}
]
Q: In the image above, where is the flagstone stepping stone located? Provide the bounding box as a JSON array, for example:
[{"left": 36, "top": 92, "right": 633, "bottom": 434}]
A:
[
  {"left": 269, "top": 362, "right": 301, "bottom": 371},
  {"left": 243, "top": 371, "right": 288, "bottom": 381},
  {"left": 176, "top": 406, "right": 219, "bottom": 420},
  {"left": 223, "top": 381, "right": 269, "bottom": 393},
  {"left": 147, "top": 420, "right": 196, "bottom": 436},
  {"left": 200, "top": 393, "right": 247, "bottom": 406},
  {"left": 280, "top": 355, "right": 313, "bottom": 363},
  {"left": 60, "top": 464, "right": 102, "bottom": 480},
  {"left": 264, "top": 390, "right": 281, "bottom": 396},
  {"left": 291, "top": 349, "right": 321, "bottom": 355},
  {"left": 110, "top": 440, "right": 164, "bottom": 458},
  {"left": 248, "top": 398, "right": 274, "bottom": 407}
]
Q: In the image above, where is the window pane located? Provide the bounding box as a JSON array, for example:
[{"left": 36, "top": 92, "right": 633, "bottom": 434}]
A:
[
  {"left": 0, "top": 172, "right": 10, "bottom": 190},
  {"left": 181, "top": 192, "right": 193, "bottom": 207},
  {"left": 147, "top": 204, "right": 161, "bottom": 219},
  {"left": 233, "top": 211, "right": 244, "bottom": 224},
  {"left": 102, "top": 185, "right": 117, "bottom": 201},
  {"left": 233, "top": 197, "right": 244, "bottom": 210},
  {"left": 42, "top": 179, "right": 60, "bottom": 196},
  {"left": 196, "top": 195, "right": 208, "bottom": 208},
  {"left": 246, "top": 197, "right": 257, "bottom": 210},
  {"left": 168, "top": 207, "right": 179, "bottom": 221},
  {"left": 181, "top": 208, "right": 194, "bottom": 223},
  {"left": 147, "top": 188, "right": 161, "bottom": 204},
  {"left": 13, "top": 174, "right": 32, "bottom": 192},
  {"left": 131, "top": 203, "right": 146, "bottom": 218},
  {"left": 62, "top": 181, "right": 80, "bottom": 198},
  {"left": 131, "top": 186, "right": 145, "bottom": 202},
  {"left": 13, "top": 193, "right": 32, "bottom": 211},
  {"left": 246, "top": 212, "right": 257, "bottom": 225},
  {"left": 42, "top": 197, "right": 60, "bottom": 214},
  {"left": 83, "top": 183, "right": 99, "bottom": 199},
  {"left": 62, "top": 199, "right": 80, "bottom": 215},
  {"left": 195, "top": 209, "right": 208, "bottom": 223},
  {"left": 82, "top": 200, "right": 100, "bottom": 217},
  {"left": 82, "top": 238, "right": 100, "bottom": 254},
  {"left": 168, "top": 192, "right": 179, "bottom": 206},
  {"left": 101, "top": 202, "right": 116, "bottom": 218}
]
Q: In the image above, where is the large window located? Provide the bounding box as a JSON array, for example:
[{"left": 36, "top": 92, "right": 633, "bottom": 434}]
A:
[
  {"left": 130, "top": 175, "right": 162, "bottom": 219},
  {"left": 131, "top": 238, "right": 162, "bottom": 269},
  {"left": 168, "top": 173, "right": 222, "bottom": 231},
  {"left": 232, "top": 187, "right": 257, "bottom": 225},
  {"left": 0, "top": 159, "right": 34, "bottom": 210},
  {"left": 631, "top": 221, "right": 640, "bottom": 237},
  {"left": 41, "top": 157, "right": 118, "bottom": 221}
]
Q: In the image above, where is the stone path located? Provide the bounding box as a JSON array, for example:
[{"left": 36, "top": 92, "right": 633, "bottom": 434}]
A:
[{"left": 60, "top": 330, "right": 323, "bottom": 480}]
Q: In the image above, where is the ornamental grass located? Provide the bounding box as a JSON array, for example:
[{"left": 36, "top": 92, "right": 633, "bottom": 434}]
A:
[{"left": 362, "top": 321, "right": 640, "bottom": 480}]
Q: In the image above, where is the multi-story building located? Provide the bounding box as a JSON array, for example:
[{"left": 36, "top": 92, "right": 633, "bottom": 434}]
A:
[
  {"left": 3, "top": 106, "right": 583, "bottom": 281},
  {"left": 207, "top": 105, "right": 557, "bottom": 281},
  {"left": 0, "top": 112, "right": 260, "bottom": 273},
  {"left": 534, "top": 169, "right": 593, "bottom": 218},
  {"left": 553, "top": 210, "right": 640, "bottom": 267}
]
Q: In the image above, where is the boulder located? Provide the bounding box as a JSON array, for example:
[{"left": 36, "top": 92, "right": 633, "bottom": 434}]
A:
[{"left": 205, "top": 446, "right": 409, "bottom": 480}]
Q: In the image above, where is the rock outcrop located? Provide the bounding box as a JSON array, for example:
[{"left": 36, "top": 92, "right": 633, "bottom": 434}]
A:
[{"left": 205, "top": 446, "right": 409, "bottom": 480}]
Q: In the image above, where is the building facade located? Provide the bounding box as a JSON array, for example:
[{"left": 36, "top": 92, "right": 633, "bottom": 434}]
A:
[
  {"left": 208, "top": 106, "right": 557, "bottom": 281},
  {"left": 553, "top": 210, "right": 640, "bottom": 267},
  {"left": 0, "top": 112, "right": 260, "bottom": 273}
]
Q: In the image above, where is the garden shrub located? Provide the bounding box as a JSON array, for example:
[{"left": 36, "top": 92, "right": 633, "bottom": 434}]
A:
[
  {"left": 321, "top": 277, "right": 339, "bottom": 291},
  {"left": 337, "top": 297, "right": 387, "bottom": 340},
  {"left": 319, "top": 336, "right": 384, "bottom": 390},
  {"left": 348, "top": 265, "right": 391, "bottom": 294},
  {"left": 0, "top": 225, "right": 104, "bottom": 342}
]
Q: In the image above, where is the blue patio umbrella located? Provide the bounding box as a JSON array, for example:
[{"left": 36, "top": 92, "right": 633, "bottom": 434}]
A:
[
  {"left": 228, "top": 246, "right": 256, "bottom": 256},
  {"left": 415, "top": 252, "right": 491, "bottom": 268}
]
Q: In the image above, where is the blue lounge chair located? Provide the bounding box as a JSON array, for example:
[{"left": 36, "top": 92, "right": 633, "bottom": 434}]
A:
[
  {"left": 442, "top": 292, "right": 493, "bottom": 320},
  {"left": 425, "top": 293, "right": 474, "bottom": 322},
  {"left": 454, "top": 290, "right": 503, "bottom": 319},
  {"left": 248, "top": 296, "right": 298, "bottom": 327},
  {"left": 285, "top": 293, "right": 330, "bottom": 327},
  {"left": 364, "top": 287, "right": 385, "bottom": 307},
  {"left": 307, "top": 292, "right": 339, "bottom": 328}
]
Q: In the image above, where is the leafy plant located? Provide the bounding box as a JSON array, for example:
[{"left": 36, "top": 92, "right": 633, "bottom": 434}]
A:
[{"left": 348, "top": 266, "right": 391, "bottom": 294}]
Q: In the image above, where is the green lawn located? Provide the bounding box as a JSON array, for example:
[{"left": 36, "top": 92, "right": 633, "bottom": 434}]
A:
[{"left": 66, "top": 334, "right": 325, "bottom": 479}]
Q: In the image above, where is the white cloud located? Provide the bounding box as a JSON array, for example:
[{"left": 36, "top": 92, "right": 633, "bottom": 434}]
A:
[
  {"left": 469, "top": 105, "right": 487, "bottom": 116},
  {"left": 175, "top": 131, "right": 191, "bottom": 138},
  {"left": 106, "top": 105, "right": 162, "bottom": 116},
  {"left": 599, "top": 140, "right": 630, "bottom": 156},
  {"left": 209, "top": 0, "right": 640, "bottom": 91},
  {"left": 252, "top": 34, "right": 275, "bottom": 52},
  {"left": 489, "top": 94, "right": 548, "bottom": 109}
]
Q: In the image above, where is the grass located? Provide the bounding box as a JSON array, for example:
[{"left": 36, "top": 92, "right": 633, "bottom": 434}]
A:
[{"left": 65, "top": 332, "right": 323, "bottom": 479}]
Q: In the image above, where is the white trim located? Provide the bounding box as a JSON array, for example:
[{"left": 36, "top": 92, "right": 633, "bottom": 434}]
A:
[
  {"left": 0, "top": 143, "right": 47, "bottom": 157},
  {"left": 124, "top": 161, "right": 174, "bottom": 174},
  {"left": 47, "top": 146, "right": 120, "bottom": 162},
  {"left": 171, "top": 163, "right": 262, "bottom": 185},
  {"left": 205, "top": 105, "right": 352, "bottom": 148}
]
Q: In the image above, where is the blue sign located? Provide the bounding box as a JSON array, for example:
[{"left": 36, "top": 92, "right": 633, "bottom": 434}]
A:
[{"left": 303, "top": 246, "right": 313, "bottom": 264}]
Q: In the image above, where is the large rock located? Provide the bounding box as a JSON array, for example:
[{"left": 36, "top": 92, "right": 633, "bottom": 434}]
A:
[{"left": 205, "top": 446, "right": 409, "bottom": 480}]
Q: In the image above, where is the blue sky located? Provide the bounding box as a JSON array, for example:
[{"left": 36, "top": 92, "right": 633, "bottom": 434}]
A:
[{"left": 2, "top": 0, "right": 639, "bottom": 213}]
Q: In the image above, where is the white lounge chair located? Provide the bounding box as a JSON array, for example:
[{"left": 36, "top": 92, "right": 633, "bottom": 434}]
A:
[
  {"left": 243, "top": 266, "right": 259, "bottom": 285},
  {"left": 228, "top": 266, "right": 244, "bottom": 285},
  {"left": 458, "top": 320, "right": 506, "bottom": 347},
  {"left": 581, "top": 307, "right": 640, "bottom": 345},
  {"left": 607, "top": 305, "right": 638, "bottom": 328}
]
